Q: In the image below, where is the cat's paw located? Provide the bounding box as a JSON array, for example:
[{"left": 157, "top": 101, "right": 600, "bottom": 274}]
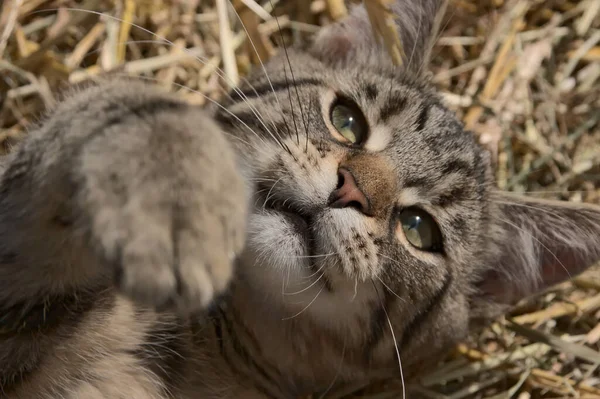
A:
[
  {"left": 108, "top": 196, "right": 246, "bottom": 313},
  {"left": 75, "top": 98, "right": 247, "bottom": 313}
]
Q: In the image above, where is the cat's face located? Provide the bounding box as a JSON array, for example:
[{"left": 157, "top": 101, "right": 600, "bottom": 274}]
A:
[
  {"left": 217, "top": 47, "right": 490, "bottom": 370},
  {"left": 215, "top": 0, "right": 600, "bottom": 381}
]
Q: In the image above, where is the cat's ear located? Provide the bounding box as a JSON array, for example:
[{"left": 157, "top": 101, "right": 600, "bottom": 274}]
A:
[
  {"left": 310, "top": 0, "right": 446, "bottom": 74},
  {"left": 477, "top": 193, "right": 600, "bottom": 305}
]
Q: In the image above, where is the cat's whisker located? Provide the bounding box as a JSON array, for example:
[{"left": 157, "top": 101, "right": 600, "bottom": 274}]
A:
[
  {"left": 252, "top": 184, "right": 287, "bottom": 209},
  {"left": 239, "top": 80, "right": 293, "bottom": 155},
  {"left": 492, "top": 198, "right": 600, "bottom": 254},
  {"left": 318, "top": 334, "right": 347, "bottom": 399},
  {"left": 351, "top": 276, "right": 359, "bottom": 302},
  {"left": 131, "top": 74, "right": 267, "bottom": 152},
  {"left": 373, "top": 254, "right": 409, "bottom": 304},
  {"left": 285, "top": 252, "right": 338, "bottom": 259},
  {"left": 300, "top": 257, "right": 335, "bottom": 280},
  {"left": 407, "top": 5, "right": 423, "bottom": 73},
  {"left": 228, "top": 0, "right": 294, "bottom": 154},
  {"left": 261, "top": 176, "right": 286, "bottom": 211},
  {"left": 248, "top": 178, "right": 282, "bottom": 184},
  {"left": 416, "top": 0, "right": 455, "bottom": 77},
  {"left": 112, "top": 73, "right": 261, "bottom": 148},
  {"left": 298, "top": 260, "right": 330, "bottom": 282},
  {"left": 283, "top": 272, "right": 324, "bottom": 296},
  {"left": 267, "top": 0, "right": 303, "bottom": 147},
  {"left": 492, "top": 199, "right": 579, "bottom": 229},
  {"left": 252, "top": 192, "right": 271, "bottom": 209},
  {"left": 281, "top": 283, "right": 325, "bottom": 320},
  {"left": 248, "top": 171, "right": 287, "bottom": 183},
  {"left": 283, "top": 258, "right": 293, "bottom": 297},
  {"left": 279, "top": 197, "right": 293, "bottom": 210},
  {"left": 71, "top": 40, "right": 251, "bottom": 122},
  {"left": 371, "top": 281, "right": 406, "bottom": 399},
  {"left": 497, "top": 216, "right": 572, "bottom": 280},
  {"left": 37, "top": 7, "right": 287, "bottom": 152},
  {"left": 228, "top": 82, "right": 291, "bottom": 154},
  {"left": 375, "top": 275, "right": 407, "bottom": 304},
  {"left": 285, "top": 50, "right": 309, "bottom": 151},
  {"left": 494, "top": 189, "right": 594, "bottom": 195}
]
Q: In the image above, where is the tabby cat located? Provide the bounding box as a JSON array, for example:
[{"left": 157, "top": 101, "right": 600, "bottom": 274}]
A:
[{"left": 1, "top": 0, "right": 599, "bottom": 398}]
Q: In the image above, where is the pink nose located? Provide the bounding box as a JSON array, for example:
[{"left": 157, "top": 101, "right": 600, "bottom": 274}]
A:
[{"left": 328, "top": 168, "right": 371, "bottom": 215}]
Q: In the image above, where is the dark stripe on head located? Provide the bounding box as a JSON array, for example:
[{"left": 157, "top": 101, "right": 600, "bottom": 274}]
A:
[
  {"left": 272, "top": 120, "right": 292, "bottom": 138},
  {"left": 380, "top": 93, "right": 407, "bottom": 123},
  {"left": 403, "top": 176, "right": 434, "bottom": 192},
  {"left": 448, "top": 215, "right": 467, "bottom": 234},
  {"left": 399, "top": 273, "right": 453, "bottom": 349},
  {"left": 215, "top": 109, "right": 282, "bottom": 138},
  {"left": 235, "top": 78, "right": 322, "bottom": 102},
  {"left": 441, "top": 159, "right": 473, "bottom": 177},
  {"left": 364, "top": 83, "right": 378, "bottom": 101},
  {"left": 416, "top": 102, "right": 430, "bottom": 132},
  {"left": 432, "top": 184, "right": 469, "bottom": 208}
]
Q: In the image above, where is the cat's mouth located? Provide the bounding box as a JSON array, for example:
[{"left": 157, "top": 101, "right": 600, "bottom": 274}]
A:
[
  {"left": 263, "top": 197, "right": 312, "bottom": 236},
  {"left": 257, "top": 183, "right": 315, "bottom": 246}
]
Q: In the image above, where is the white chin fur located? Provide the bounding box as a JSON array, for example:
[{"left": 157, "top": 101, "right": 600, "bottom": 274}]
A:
[
  {"left": 241, "top": 209, "right": 379, "bottom": 324},
  {"left": 246, "top": 211, "right": 310, "bottom": 274}
]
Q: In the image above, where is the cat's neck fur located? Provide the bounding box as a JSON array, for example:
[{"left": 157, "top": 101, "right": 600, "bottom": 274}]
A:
[
  {"left": 194, "top": 279, "right": 365, "bottom": 398},
  {"left": 194, "top": 261, "right": 448, "bottom": 398}
]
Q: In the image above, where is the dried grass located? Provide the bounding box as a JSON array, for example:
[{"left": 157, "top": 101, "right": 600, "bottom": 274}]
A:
[{"left": 1, "top": 0, "right": 599, "bottom": 397}]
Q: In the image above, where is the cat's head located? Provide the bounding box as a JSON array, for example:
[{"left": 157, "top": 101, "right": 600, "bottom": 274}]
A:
[{"left": 215, "top": 0, "right": 600, "bottom": 387}]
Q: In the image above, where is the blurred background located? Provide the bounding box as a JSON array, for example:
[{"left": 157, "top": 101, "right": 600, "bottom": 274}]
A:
[{"left": 0, "top": 0, "right": 599, "bottom": 397}]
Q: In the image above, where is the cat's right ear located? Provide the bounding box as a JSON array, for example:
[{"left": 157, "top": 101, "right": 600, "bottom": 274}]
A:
[
  {"left": 475, "top": 193, "right": 600, "bottom": 306},
  {"left": 309, "top": 0, "right": 446, "bottom": 74}
]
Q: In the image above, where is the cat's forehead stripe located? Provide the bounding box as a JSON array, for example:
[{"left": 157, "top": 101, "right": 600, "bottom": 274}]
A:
[
  {"left": 378, "top": 92, "right": 408, "bottom": 123},
  {"left": 362, "top": 83, "right": 379, "bottom": 101},
  {"left": 235, "top": 77, "right": 323, "bottom": 103}
]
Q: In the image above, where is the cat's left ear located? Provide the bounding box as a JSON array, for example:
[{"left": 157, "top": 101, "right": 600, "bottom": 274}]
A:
[
  {"left": 310, "top": 0, "right": 446, "bottom": 74},
  {"left": 477, "top": 193, "right": 600, "bottom": 305}
]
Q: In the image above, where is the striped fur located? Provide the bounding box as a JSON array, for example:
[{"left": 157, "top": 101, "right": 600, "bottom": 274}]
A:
[{"left": 1, "top": 1, "right": 599, "bottom": 398}]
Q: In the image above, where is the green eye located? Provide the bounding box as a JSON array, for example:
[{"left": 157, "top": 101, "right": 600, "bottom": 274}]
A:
[
  {"left": 330, "top": 101, "right": 368, "bottom": 145},
  {"left": 398, "top": 207, "right": 443, "bottom": 252}
]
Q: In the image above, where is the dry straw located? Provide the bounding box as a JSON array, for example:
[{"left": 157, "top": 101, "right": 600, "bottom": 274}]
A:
[{"left": 0, "top": 0, "right": 599, "bottom": 397}]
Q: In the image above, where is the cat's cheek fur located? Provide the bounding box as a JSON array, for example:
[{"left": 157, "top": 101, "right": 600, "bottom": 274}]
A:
[
  {"left": 313, "top": 209, "right": 382, "bottom": 280},
  {"left": 245, "top": 212, "right": 309, "bottom": 276}
]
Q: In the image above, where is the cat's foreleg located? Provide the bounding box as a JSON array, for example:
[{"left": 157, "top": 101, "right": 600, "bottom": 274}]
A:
[{"left": 0, "top": 80, "right": 247, "bottom": 315}]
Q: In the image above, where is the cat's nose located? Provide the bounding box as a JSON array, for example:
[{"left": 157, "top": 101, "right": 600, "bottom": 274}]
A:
[{"left": 328, "top": 168, "right": 372, "bottom": 215}]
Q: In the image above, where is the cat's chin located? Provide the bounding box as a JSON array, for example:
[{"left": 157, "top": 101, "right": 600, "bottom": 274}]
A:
[{"left": 241, "top": 205, "right": 383, "bottom": 322}]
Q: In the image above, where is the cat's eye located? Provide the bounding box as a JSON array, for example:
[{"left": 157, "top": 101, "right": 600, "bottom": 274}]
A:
[
  {"left": 398, "top": 207, "right": 443, "bottom": 252},
  {"left": 329, "top": 100, "right": 368, "bottom": 145}
]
